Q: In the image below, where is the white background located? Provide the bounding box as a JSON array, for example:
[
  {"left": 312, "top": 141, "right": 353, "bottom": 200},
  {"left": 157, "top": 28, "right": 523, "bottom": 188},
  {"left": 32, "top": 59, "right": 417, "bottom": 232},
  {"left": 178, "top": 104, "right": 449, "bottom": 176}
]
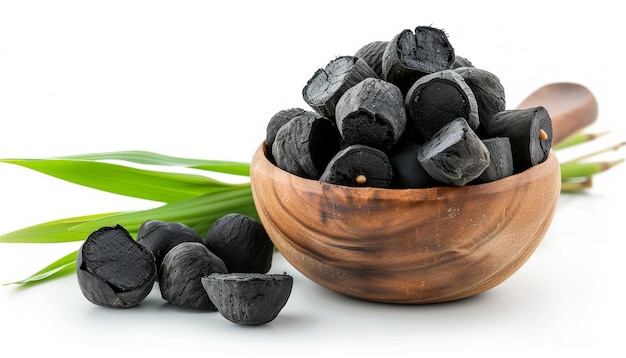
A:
[{"left": 1, "top": 0, "right": 625, "bottom": 356}]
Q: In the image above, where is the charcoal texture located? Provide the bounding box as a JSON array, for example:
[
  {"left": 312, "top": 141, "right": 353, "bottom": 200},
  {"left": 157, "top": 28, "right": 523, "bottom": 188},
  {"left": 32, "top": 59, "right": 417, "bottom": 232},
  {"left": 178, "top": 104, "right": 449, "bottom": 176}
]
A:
[
  {"left": 454, "top": 67, "right": 506, "bottom": 128},
  {"left": 354, "top": 40, "right": 389, "bottom": 78},
  {"left": 478, "top": 137, "right": 514, "bottom": 183},
  {"left": 319, "top": 144, "right": 393, "bottom": 188},
  {"left": 201, "top": 273, "right": 293, "bottom": 326},
  {"left": 388, "top": 140, "right": 438, "bottom": 188},
  {"left": 265, "top": 108, "right": 315, "bottom": 155}
]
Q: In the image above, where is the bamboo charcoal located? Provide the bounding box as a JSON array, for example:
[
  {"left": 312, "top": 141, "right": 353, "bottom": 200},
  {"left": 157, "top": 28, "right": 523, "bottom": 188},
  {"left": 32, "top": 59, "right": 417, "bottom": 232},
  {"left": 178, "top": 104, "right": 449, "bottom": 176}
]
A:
[
  {"left": 319, "top": 144, "right": 393, "bottom": 188},
  {"left": 388, "top": 140, "right": 438, "bottom": 188},
  {"left": 486, "top": 107, "right": 553, "bottom": 172},
  {"left": 303, "top": 56, "right": 378, "bottom": 119},
  {"left": 454, "top": 67, "right": 506, "bottom": 128},
  {"left": 354, "top": 41, "right": 389, "bottom": 78},
  {"left": 405, "top": 70, "right": 479, "bottom": 139},
  {"left": 382, "top": 26, "right": 455, "bottom": 94},
  {"left": 266, "top": 108, "right": 315, "bottom": 154},
  {"left": 417, "top": 118, "right": 490, "bottom": 186},
  {"left": 478, "top": 137, "right": 514, "bottom": 183},
  {"left": 335, "top": 78, "right": 406, "bottom": 151}
]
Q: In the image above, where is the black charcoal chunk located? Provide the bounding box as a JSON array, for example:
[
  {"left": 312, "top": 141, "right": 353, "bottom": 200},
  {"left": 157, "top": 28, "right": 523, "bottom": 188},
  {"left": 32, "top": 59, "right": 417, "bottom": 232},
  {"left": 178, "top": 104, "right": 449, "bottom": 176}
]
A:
[
  {"left": 354, "top": 40, "right": 389, "bottom": 78},
  {"left": 265, "top": 108, "right": 317, "bottom": 154},
  {"left": 485, "top": 106, "right": 553, "bottom": 172},
  {"left": 204, "top": 213, "right": 273, "bottom": 274},
  {"left": 302, "top": 56, "right": 378, "bottom": 118},
  {"left": 271, "top": 114, "right": 340, "bottom": 179},
  {"left": 405, "top": 70, "right": 479, "bottom": 139},
  {"left": 201, "top": 273, "right": 293, "bottom": 326},
  {"left": 452, "top": 55, "right": 474, "bottom": 68},
  {"left": 76, "top": 225, "right": 156, "bottom": 308},
  {"left": 136, "top": 220, "right": 202, "bottom": 279},
  {"left": 382, "top": 26, "right": 455, "bottom": 94},
  {"left": 478, "top": 137, "right": 514, "bottom": 183},
  {"left": 159, "top": 242, "right": 228, "bottom": 310},
  {"left": 335, "top": 78, "right": 406, "bottom": 151},
  {"left": 387, "top": 140, "right": 438, "bottom": 188},
  {"left": 417, "top": 118, "right": 490, "bottom": 186},
  {"left": 454, "top": 67, "right": 506, "bottom": 127},
  {"left": 319, "top": 144, "right": 393, "bottom": 188}
]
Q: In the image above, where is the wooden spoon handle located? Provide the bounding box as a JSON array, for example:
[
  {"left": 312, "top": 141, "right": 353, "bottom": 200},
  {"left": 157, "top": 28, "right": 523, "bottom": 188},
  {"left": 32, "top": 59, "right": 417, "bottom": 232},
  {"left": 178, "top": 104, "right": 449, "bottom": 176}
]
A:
[{"left": 517, "top": 82, "right": 598, "bottom": 146}]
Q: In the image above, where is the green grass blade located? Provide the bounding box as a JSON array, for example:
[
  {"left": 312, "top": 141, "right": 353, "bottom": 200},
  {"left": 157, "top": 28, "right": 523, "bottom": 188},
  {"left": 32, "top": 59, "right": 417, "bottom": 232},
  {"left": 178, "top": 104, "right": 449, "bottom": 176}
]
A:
[
  {"left": 57, "top": 150, "right": 251, "bottom": 176},
  {"left": 0, "top": 212, "right": 121, "bottom": 243},
  {"left": 3, "top": 250, "right": 77, "bottom": 286},
  {"left": 1, "top": 158, "right": 246, "bottom": 203}
]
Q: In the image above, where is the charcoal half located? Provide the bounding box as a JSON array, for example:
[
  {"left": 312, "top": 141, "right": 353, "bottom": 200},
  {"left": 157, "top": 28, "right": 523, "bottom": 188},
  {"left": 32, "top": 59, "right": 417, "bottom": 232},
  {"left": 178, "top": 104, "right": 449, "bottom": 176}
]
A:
[
  {"left": 76, "top": 225, "right": 157, "bottom": 308},
  {"left": 319, "top": 144, "right": 393, "bottom": 188},
  {"left": 159, "top": 242, "right": 228, "bottom": 310},
  {"left": 201, "top": 273, "right": 293, "bottom": 326}
]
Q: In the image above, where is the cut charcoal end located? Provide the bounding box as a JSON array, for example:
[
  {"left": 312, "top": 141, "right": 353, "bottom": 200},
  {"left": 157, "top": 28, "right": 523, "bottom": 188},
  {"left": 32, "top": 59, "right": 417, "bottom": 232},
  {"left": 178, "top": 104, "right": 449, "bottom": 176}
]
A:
[
  {"left": 405, "top": 70, "right": 479, "bottom": 139},
  {"left": 319, "top": 144, "right": 393, "bottom": 188},
  {"left": 478, "top": 137, "right": 514, "bottom": 183},
  {"left": 77, "top": 225, "right": 156, "bottom": 308},
  {"left": 302, "top": 56, "right": 378, "bottom": 118},
  {"left": 204, "top": 213, "right": 273, "bottom": 274},
  {"left": 159, "top": 242, "right": 228, "bottom": 310},
  {"left": 417, "top": 118, "right": 490, "bottom": 186},
  {"left": 201, "top": 273, "right": 293, "bottom": 326}
]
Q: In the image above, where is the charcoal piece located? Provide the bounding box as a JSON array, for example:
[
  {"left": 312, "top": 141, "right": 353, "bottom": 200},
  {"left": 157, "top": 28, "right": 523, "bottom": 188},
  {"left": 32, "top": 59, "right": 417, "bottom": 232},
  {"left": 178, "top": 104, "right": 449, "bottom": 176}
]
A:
[
  {"left": 271, "top": 114, "right": 340, "bottom": 179},
  {"left": 204, "top": 213, "right": 273, "bottom": 274},
  {"left": 302, "top": 56, "right": 378, "bottom": 118},
  {"left": 382, "top": 26, "right": 455, "bottom": 94},
  {"left": 454, "top": 67, "right": 506, "bottom": 127},
  {"left": 159, "top": 242, "right": 228, "bottom": 310},
  {"left": 76, "top": 225, "right": 156, "bottom": 308},
  {"left": 485, "top": 106, "right": 553, "bottom": 172},
  {"left": 335, "top": 78, "right": 406, "bottom": 151},
  {"left": 453, "top": 55, "right": 474, "bottom": 68},
  {"left": 387, "top": 140, "right": 438, "bottom": 188},
  {"left": 136, "top": 220, "right": 202, "bottom": 279},
  {"left": 405, "top": 69, "right": 479, "bottom": 139},
  {"left": 478, "top": 137, "right": 514, "bottom": 183},
  {"left": 417, "top": 118, "right": 490, "bottom": 186},
  {"left": 265, "top": 108, "right": 317, "bottom": 155},
  {"left": 354, "top": 40, "right": 389, "bottom": 78},
  {"left": 201, "top": 273, "right": 293, "bottom": 326},
  {"left": 319, "top": 144, "right": 393, "bottom": 188}
]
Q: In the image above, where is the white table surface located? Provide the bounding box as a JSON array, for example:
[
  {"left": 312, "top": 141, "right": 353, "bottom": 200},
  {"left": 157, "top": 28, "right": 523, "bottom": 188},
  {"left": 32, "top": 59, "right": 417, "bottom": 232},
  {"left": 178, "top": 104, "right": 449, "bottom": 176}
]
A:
[{"left": 1, "top": 0, "right": 625, "bottom": 356}]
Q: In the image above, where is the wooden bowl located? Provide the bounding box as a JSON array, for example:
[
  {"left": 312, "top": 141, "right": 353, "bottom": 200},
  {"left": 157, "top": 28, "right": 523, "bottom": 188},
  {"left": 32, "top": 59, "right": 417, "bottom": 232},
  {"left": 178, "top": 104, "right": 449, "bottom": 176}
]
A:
[{"left": 250, "top": 143, "right": 561, "bottom": 304}]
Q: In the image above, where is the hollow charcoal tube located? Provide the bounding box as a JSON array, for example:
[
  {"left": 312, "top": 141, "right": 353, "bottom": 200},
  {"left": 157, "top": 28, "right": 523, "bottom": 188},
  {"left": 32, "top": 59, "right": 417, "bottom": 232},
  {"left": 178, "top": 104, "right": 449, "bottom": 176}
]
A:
[
  {"left": 417, "top": 118, "right": 490, "bottom": 186},
  {"left": 272, "top": 114, "right": 340, "bottom": 179},
  {"left": 405, "top": 70, "right": 479, "bottom": 140},
  {"left": 319, "top": 144, "right": 393, "bottom": 188},
  {"left": 354, "top": 40, "right": 389, "bottom": 78},
  {"left": 335, "top": 78, "right": 406, "bottom": 152},
  {"left": 485, "top": 106, "right": 553, "bottom": 172},
  {"left": 454, "top": 67, "right": 506, "bottom": 128},
  {"left": 382, "top": 26, "right": 455, "bottom": 94},
  {"left": 478, "top": 137, "right": 514, "bottom": 183},
  {"left": 302, "top": 56, "right": 378, "bottom": 119}
]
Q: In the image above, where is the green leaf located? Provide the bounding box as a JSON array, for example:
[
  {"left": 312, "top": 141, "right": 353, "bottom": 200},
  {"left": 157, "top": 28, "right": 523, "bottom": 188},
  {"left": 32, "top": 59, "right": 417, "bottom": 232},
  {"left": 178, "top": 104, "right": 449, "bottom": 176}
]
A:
[
  {"left": 3, "top": 250, "right": 77, "bottom": 286},
  {"left": 57, "top": 150, "right": 251, "bottom": 176},
  {"left": 1, "top": 158, "right": 246, "bottom": 203},
  {"left": 0, "top": 212, "right": 121, "bottom": 243}
]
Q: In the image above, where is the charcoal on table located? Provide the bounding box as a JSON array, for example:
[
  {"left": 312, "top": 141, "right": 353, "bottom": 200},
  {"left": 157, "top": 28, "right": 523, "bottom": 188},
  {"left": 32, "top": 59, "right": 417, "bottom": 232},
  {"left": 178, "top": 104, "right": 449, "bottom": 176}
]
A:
[
  {"left": 485, "top": 106, "right": 553, "bottom": 172},
  {"left": 136, "top": 220, "right": 202, "bottom": 280},
  {"left": 387, "top": 140, "right": 438, "bottom": 188},
  {"left": 478, "top": 137, "right": 514, "bottom": 183},
  {"left": 417, "top": 117, "right": 490, "bottom": 186},
  {"left": 302, "top": 55, "right": 378, "bottom": 119},
  {"left": 382, "top": 26, "right": 455, "bottom": 94},
  {"left": 202, "top": 273, "right": 293, "bottom": 326},
  {"left": 319, "top": 144, "right": 393, "bottom": 188},
  {"left": 76, "top": 225, "right": 156, "bottom": 308},
  {"left": 159, "top": 242, "right": 228, "bottom": 310},
  {"left": 354, "top": 40, "right": 389, "bottom": 78},
  {"left": 454, "top": 66, "right": 506, "bottom": 128},
  {"left": 335, "top": 78, "right": 406, "bottom": 152},
  {"left": 271, "top": 113, "right": 340, "bottom": 179},
  {"left": 405, "top": 69, "right": 479, "bottom": 139},
  {"left": 204, "top": 213, "right": 273, "bottom": 274}
]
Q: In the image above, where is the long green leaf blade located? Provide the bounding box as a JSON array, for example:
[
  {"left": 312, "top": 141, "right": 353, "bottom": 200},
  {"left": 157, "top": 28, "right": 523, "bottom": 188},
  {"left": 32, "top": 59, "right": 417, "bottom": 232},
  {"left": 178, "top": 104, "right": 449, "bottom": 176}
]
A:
[
  {"left": 1, "top": 158, "right": 246, "bottom": 203},
  {"left": 57, "top": 150, "right": 251, "bottom": 176},
  {"left": 0, "top": 212, "right": 121, "bottom": 243},
  {"left": 3, "top": 250, "right": 77, "bottom": 286}
]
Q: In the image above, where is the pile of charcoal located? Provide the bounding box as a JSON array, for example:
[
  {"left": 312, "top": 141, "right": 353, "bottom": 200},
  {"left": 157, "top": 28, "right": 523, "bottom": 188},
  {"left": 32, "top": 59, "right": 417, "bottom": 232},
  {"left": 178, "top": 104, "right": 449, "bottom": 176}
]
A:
[{"left": 267, "top": 26, "right": 553, "bottom": 188}]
